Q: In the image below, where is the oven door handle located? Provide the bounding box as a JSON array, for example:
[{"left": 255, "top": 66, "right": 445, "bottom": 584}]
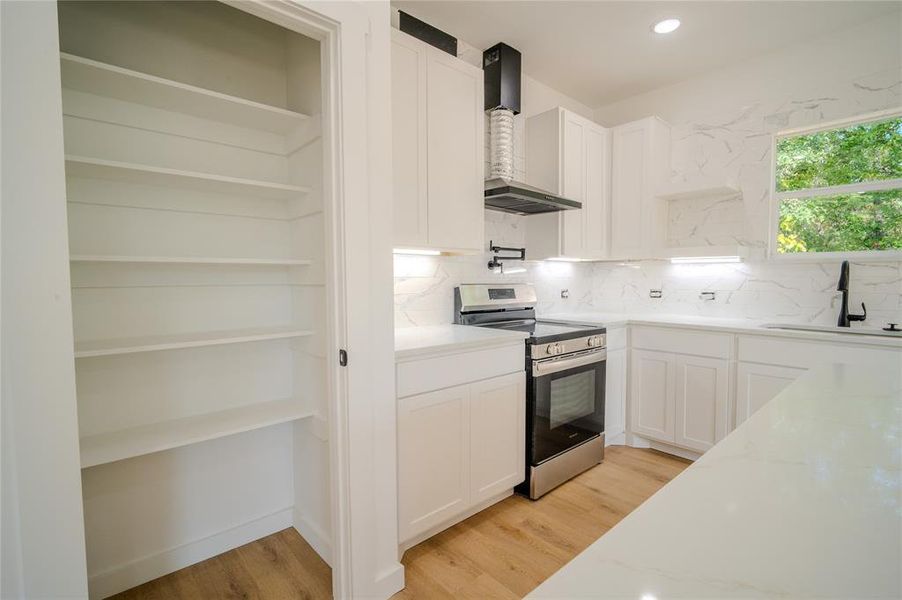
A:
[{"left": 533, "top": 348, "right": 606, "bottom": 376}]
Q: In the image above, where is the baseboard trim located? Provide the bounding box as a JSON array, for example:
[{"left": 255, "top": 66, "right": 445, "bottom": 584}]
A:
[
  {"left": 87, "top": 507, "right": 293, "bottom": 599},
  {"left": 629, "top": 434, "right": 702, "bottom": 462},
  {"left": 605, "top": 431, "right": 626, "bottom": 446},
  {"left": 292, "top": 509, "right": 332, "bottom": 567},
  {"left": 367, "top": 562, "right": 405, "bottom": 600}
]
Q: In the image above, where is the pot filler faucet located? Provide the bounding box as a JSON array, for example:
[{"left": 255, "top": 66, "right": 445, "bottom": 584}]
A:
[{"left": 837, "top": 260, "right": 866, "bottom": 327}]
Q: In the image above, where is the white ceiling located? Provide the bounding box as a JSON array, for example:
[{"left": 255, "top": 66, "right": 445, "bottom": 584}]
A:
[{"left": 392, "top": 1, "right": 901, "bottom": 108}]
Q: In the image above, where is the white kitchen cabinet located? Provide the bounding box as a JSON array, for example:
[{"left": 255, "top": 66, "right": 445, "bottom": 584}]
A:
[
  {"left": 398, "top": 372, "right": 525, "bottom": 544},
  {"left": 630, "top": 349, "right": 676, "bottom": 443},
  {"left": 630, "top": 327, "right": 732, "bottom": 452},
  {"left": 390, "top": 30, "right": 428, "bottom": 246},
  {"left": 397, "top": 384, "right": 470, "bottom": 543},
  {"left": 526, "top": 107, "right": 611, "bottom": 259},
  {"left": 610, "top": 116, "right": 671, "bottom": 258},
  {"left": 604, "top": 348, "right": 627, "bottom": 442},
  {"left": 735, "top": 363, "right": 806, "bottom": 426},
  {"left": 468, "top": 373, "right": 526, "bottom": 504},
  {"left": 673, "top": 355, "right": 730, "bottom": 452},
  {"left": 603, "top": 328, "right": 627, "bottom": 444},
  {"left": 390, "top": 29, "right": 484, "bottom": 254}
]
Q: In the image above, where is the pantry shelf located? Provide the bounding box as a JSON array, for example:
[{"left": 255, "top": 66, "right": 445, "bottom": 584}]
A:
[
  {"left": 65, "top": 155, "right": 311, "bottom": 200},
  {"left": 74, "top": 326, "right": 314, "bottom": 358},
  {"left": 60, "top": 53, "right": 310, "bottom": 134},
  {"left": 70, "top": 255, "right": 313, "bottom": 266},
  {"left": 80, "top": 397, "right": 313, "bottom": 468}
]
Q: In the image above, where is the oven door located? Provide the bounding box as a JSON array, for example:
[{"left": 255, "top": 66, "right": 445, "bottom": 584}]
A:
[{"left": 530, "top": 348, "right": 606, "bottom": 465}]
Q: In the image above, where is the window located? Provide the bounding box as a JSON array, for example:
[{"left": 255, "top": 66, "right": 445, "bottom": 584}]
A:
[{"left": 774, "top": 112, "right": 902, "bottom": 255}]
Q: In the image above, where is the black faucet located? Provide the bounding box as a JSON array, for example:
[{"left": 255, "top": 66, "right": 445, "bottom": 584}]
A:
[{"left": 836, "top": 260, "right": 866, "bottom": 327}]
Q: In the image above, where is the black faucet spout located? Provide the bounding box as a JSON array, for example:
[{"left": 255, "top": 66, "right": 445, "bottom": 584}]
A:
[{"left": 836, "top": 260, "right": 866, "bottom": 327}]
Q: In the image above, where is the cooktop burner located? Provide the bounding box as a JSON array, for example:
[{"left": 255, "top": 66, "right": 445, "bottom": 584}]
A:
[{"left": 480, "top": 319, "right": 605, "bottom": 344}]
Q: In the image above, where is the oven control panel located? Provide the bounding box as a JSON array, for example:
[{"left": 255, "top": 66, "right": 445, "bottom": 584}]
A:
[{"left": 533, "top": 334, "right": 605, "bottom": 358}]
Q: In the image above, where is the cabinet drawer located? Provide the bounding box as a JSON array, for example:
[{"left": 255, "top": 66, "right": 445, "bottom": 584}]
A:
[
  {"left": 632, "top": 326, "right": 732, "bottom": 359},
  {"left": 738, "top": 335, "right": 902, "bottom": 369},
  {"left": 396, "top": 344, "right": 524, "bottom": 398}
]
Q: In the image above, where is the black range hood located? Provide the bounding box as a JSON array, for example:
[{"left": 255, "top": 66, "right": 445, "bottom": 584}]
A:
[
  {"left": 483, "top": 43, "right": 580, "bottom": 215},
  {"left": 484, "top": 178, "right": 581, "bottom": 215}
]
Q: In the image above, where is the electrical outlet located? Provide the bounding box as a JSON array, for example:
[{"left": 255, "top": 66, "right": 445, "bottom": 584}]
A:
[
  {"left": 649, "top": 289, "right": 663, "bottom": 299},
  {"left": 700, "top": 291, "right": 716, "bottom": 301}
]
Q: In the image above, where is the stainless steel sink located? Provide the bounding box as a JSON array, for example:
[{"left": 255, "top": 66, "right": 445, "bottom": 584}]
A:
[{"left": 761, "top": 323, "right": 902, "bottom": 338}]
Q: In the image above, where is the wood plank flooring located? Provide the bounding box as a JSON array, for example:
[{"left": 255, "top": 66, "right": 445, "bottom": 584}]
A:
[{"left": 111, "top": 446, "right": 690, "bottom": 600}]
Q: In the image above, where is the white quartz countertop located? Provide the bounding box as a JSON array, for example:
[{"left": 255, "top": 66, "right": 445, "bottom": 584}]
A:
[
  {"left": 395, "top": 324, "right": 528, "bottom": 360},
  {"left": 543, "top": 311, "right": 902, "bottom": 348},
  {"left": 529, "top": 362, "right": 902, "bottom": 599}
]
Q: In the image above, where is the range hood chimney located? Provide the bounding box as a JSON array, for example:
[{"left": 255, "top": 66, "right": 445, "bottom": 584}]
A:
[{"left": 482, "top": 43, "right": 581, "bottom": 215}]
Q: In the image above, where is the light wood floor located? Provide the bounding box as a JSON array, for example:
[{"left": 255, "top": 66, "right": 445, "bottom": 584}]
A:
[{"left": 112, "top": 446, "right": 690, "bottom": 600}]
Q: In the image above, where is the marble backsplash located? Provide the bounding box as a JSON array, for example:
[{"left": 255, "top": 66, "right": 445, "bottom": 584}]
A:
[
  {"left": 662, "top": 66, "right": 900, "bottom": 250},
  {"left": 394, "top": 213, "right": 902, "bottom": 329}
]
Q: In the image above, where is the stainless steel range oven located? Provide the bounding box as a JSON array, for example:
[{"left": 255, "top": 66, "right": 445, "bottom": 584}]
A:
[{"left": 455, "top": 283, "right": 606, "bottom": 499}]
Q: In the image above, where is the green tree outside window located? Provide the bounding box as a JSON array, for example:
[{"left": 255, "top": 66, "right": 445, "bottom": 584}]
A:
[{"left": 775, "top": 116, "right": 902, "bottom": 254}]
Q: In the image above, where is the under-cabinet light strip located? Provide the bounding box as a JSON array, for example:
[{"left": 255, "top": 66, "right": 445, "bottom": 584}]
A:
[{"left": 670, "top": 255, "right": 742, "bottom": 264}]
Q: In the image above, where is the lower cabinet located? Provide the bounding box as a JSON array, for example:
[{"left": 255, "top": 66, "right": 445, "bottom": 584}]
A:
[
  {"left": 397, "top": 371, "right": 525, "bottom": 543},
  {"left": 630, "top": 349, "right": 675, "bottom": 442},
  {"left": 674, "top": 355, "right": 729, "bottom": 452},
  {"left": 630, "top": 348, "right": 729, "bottom": 452},
  {"left": 735, "top": 362, "right": 806, "bottom": 425},
  {"left": 604, "top": 347, "right": 627, "bottom": 441}
]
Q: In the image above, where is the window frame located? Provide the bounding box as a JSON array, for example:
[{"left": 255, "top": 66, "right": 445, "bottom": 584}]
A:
[{"left": 768, "top": 107, "right": 902, "bottom": 262}]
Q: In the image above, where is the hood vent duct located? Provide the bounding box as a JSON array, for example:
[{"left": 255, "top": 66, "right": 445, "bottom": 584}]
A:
[{"left": 482, "top": 43, "right": 581, "bottom": 215}]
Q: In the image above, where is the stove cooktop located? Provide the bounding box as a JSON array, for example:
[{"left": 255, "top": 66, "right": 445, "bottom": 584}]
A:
[{"left": 480, "top": 319, "right": 606, "bottom": 345}]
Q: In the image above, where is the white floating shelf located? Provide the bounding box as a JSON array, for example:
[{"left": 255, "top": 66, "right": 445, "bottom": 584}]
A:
[
  {"left": 70, "top": 255, "right": 312, "bottom": 266},
  {"left": 60, "top": 53, "right": 310, "bottom": 134},
  {"left": 65, "top": 155, "right": 311, "bottom": 200},
  {"left": 80, "top": 397, "right": 313, "bottom": 468},
  {"left": 75, "top": 326, "right": 314, "bottom": 358},
  {"left": 656, "top": 180, "right": 741, "bottom": 201}
]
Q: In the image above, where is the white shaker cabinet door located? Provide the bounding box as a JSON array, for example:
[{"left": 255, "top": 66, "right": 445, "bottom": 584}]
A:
[
  {"left": 583, "top": 124, "right": 610, "bottom": 257},
  {"left": 610, "top": 123, "right": 646, "bottom": 257},
  {"left": 630, "top": 349, "right": 676, "bottom": 443},
  {"left": 559, "top": 111, "right": 587, "bottom": 256},
  {"left": 736, "top": 362, "right": 806, "bottom": 426},
  {"left": 397, "top": 383, "right": 470, "bottom": 542},
  {"left": 390, "top": 30, "right": 428, "bottom": 246},
  {"left": 673, "top": 355, "right": 729, "bottom": 453},
  {"left": 425, "top": 47, "right": 484, "bottom": 253},
  {"left": 604, "top": 348, "right": 627, "bottom": 441},
  {"left": 468, "top": 372, "right": 526, "bottom": 504}
]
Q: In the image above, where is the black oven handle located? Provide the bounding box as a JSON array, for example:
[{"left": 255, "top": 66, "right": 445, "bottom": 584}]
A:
[{"left": 532, "top": 348, "right": 606, "bottom": 376}]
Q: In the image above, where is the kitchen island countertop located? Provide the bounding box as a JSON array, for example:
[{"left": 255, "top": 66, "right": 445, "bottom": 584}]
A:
[{"left": 528, "top": 362, "right": 902, "bottom": 598}]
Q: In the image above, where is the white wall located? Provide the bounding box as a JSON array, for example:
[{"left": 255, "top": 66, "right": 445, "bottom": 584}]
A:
[
  {"left": 393, "top": 11, "right": 902, "bottom": 329},
  {"left": 594, "top": 12, "right": 901, "bottom": 251}
]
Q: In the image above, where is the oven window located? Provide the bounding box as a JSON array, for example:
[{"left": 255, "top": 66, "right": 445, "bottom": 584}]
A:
[{"left": 550, "top": 370, "right": 596, "bottom": 429}]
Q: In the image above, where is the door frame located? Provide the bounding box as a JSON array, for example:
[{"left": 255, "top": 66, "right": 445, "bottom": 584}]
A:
[{"left": 221, "top": 2, "right": 402, "bottom": 598}]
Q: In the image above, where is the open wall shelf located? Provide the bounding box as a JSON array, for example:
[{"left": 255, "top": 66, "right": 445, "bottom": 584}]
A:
[
  {"left": 70, "top": 255, "right": 313, "bottom": 266},
  {"left": 61, "top": 53, "right": 310, "bottom": 134},
  {"left": 74, "top": 326, "right": 314, "bottom": 358},
  {"left": 656, "top": 180, "right": 741, "bottom": 201},
  {"left": 80, "top": 397, "right": 313, "bottom": 468},
  {"left": 65, "top": 156, "right": 311, "bottom": 200}
]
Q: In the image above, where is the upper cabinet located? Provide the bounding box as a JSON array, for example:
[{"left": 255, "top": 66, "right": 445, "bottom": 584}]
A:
[
  {"left": 610, "top": 116, "right": 671, "bottom": 258},
  {"left": 526, "top": 108, "right": 611, "bottom": 259},
  {"left": 391, "top": 29, "right": 484, "bottom": 254}
]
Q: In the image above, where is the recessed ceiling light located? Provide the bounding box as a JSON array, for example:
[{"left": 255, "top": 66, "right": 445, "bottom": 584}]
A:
[{"left": 652, "top": 18, "right": 681, "bottom": 34}]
